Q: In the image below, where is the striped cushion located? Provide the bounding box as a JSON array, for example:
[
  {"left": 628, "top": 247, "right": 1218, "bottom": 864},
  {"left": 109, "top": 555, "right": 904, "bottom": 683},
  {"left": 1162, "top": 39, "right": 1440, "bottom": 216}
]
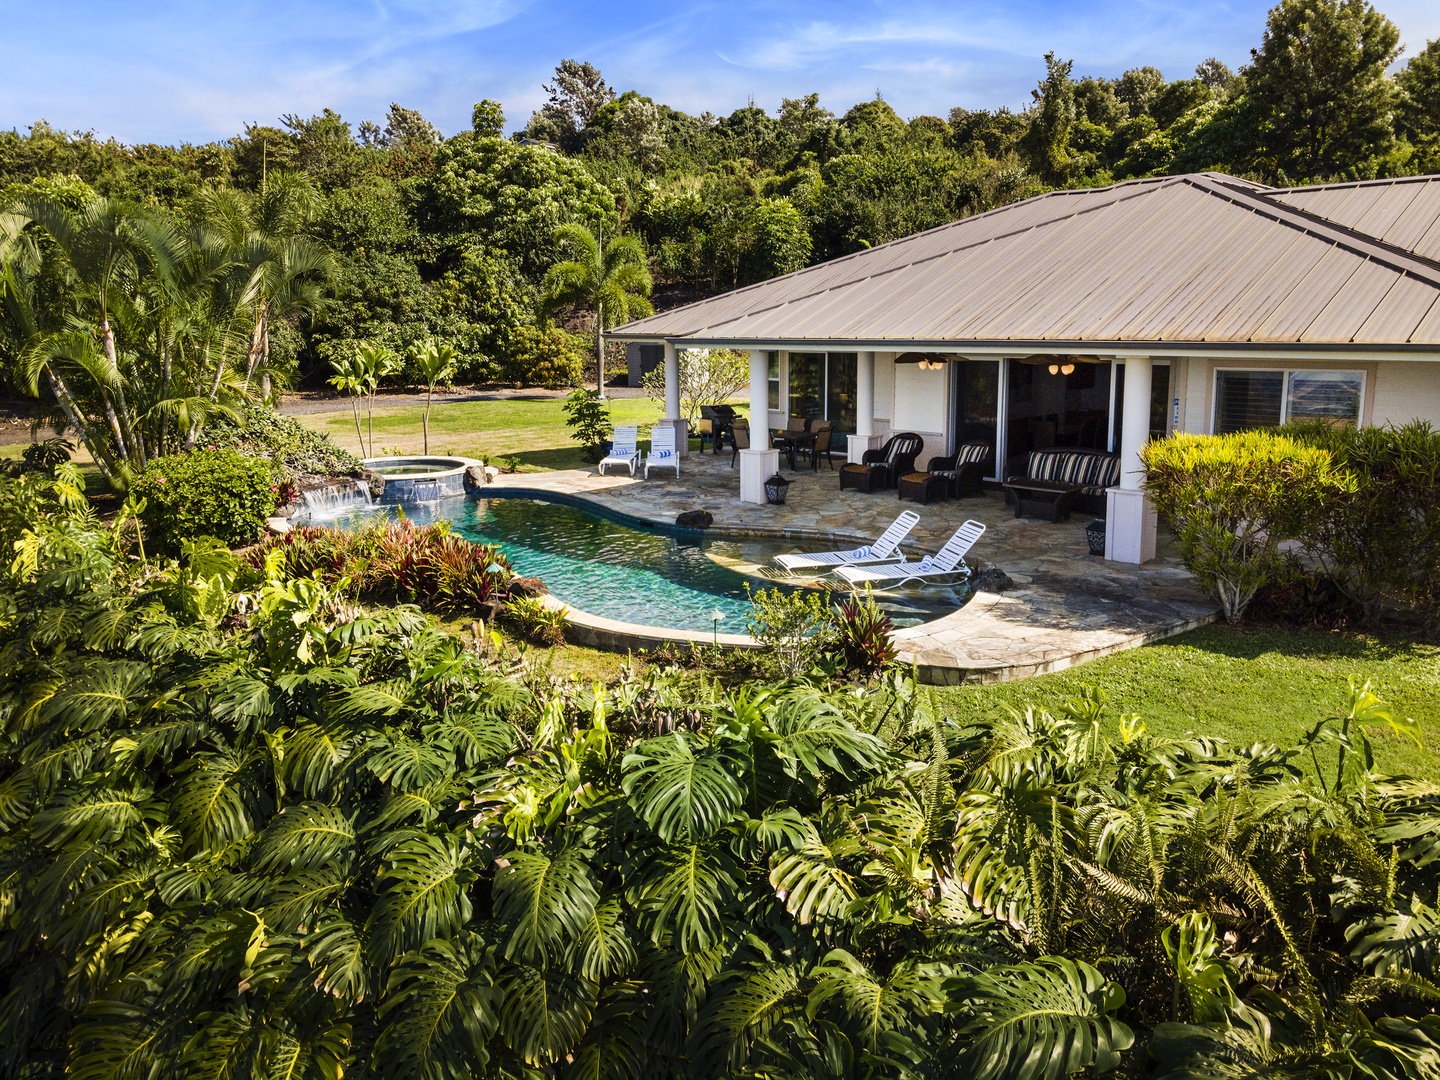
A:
[
  {"left": 1026, "top": 450, "right": 1120, "bottom": 488},
  {"left": 955, "top": 443, "right": 991, "bottom": 465}
]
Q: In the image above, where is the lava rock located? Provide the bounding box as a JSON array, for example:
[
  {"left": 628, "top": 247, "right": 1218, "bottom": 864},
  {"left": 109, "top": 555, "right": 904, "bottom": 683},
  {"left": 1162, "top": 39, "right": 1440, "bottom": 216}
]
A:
[
  {"left": 972, "top": 566, "right": 1016, "bottom": 593},
  {"left": 464, "top": 464, "right": 490, "bottom": 489},
  {"left": 362, "top": 471, "right": 386, "bottom": 498},
  {"left": 508, "top": 576, "right": 549, "bottom": 599},
  {"left": 676, "top": 510, "right": 714, "bottom": 529}
]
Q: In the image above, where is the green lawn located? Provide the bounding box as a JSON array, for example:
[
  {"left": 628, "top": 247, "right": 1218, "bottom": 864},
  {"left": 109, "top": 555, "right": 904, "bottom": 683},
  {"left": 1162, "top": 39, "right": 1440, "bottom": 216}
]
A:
[
  {"left": 301, "top": 396, "right": 746, "bottom": 470},
  {"left": 932, "top": 624, "right": 1440, "bottom": 776}
]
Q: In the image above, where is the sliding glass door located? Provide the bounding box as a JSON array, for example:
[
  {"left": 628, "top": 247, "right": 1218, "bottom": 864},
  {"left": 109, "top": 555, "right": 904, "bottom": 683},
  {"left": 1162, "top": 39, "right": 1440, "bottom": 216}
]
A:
[
  {"left": 952, "top": 360, "right": 1000, "bottom": 478},
  {"left": 787, "top": 352, "right": 857, "bottom": 434}
]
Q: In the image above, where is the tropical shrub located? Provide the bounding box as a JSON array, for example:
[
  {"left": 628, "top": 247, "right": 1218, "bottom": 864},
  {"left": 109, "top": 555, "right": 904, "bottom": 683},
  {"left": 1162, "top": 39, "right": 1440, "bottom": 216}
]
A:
[
  {"left": 5, "top": 436, "right": 74, "bottom": 477},
  {"left": 248, "top": 517, "right": 513, "bottom": 614},
  {"left": 2, "top": 511, "right": 1437, "bottom": 1080},
  {"left": 204, "top": 402, "right": 362, "bottom": 481},
  {"left": 1285, "top": 420, "right": 1440, "bottom": 625},
  {"left": 504, "top": 593, "right": 568, "bottom": 645},
  {"left": 1142, "top": 430, "right": 1351, "bottom": 623},
  {"left": 562, "top": 387, "right": 613, "bottom": 462},
  {"left": 500, "top": 323, "right": 587, "bottom": 389},
  {"left": 132, "top": 447, "right": 278, "bottom": 552}
]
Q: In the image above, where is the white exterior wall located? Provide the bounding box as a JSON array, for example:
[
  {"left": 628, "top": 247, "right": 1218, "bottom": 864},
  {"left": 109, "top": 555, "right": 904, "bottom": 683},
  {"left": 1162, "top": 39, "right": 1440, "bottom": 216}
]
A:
[
  {"left": 1370, "top": 359, "right": 1440, "bottom": 426},
  {"left": 891, "top": 360, "right": 950, "bottom": 469},
  {"left": 873, "top": 352, "right": 896, "bottom": 424}
]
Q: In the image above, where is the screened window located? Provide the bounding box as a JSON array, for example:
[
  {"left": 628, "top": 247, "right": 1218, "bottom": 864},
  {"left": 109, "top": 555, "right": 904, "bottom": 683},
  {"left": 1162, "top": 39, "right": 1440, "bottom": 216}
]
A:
[
  {"left": 767, "top": 352, "right": 780, "bottom": 411},
  {"left": 1213, "top": 369, "right": 1362, "bottom": 433},
  {"left": 1214, "top": 371, "right": 1283, "bottom": 433}
]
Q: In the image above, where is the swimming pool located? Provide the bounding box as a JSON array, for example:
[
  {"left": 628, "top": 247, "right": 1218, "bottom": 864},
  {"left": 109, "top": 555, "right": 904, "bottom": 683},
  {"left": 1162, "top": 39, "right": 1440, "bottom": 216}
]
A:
[{"left": 323, "top": 493, "right": 968, "bottom": 634}]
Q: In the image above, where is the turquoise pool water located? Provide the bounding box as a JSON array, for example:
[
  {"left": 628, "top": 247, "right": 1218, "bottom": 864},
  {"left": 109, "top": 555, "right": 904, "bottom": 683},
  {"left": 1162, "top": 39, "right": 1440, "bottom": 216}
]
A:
[{"left": 326, "top": 494, "right": 966, "bottom": 633}]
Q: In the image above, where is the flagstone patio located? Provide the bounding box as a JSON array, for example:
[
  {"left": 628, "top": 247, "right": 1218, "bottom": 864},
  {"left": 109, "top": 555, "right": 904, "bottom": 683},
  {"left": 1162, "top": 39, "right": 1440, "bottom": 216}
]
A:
[{"left": 486, "top": 450, "right": 1217, "bottom": 683}]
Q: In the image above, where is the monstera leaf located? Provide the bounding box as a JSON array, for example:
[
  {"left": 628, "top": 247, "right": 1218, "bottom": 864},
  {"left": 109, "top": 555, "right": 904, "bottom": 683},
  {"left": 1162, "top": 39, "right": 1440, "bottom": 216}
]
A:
[
  {"left": 945, "top": 956, "right": 1133, "bottom": 1080},
  {"left": 621, "top": 733, "right": 747, "bottom": 844}
]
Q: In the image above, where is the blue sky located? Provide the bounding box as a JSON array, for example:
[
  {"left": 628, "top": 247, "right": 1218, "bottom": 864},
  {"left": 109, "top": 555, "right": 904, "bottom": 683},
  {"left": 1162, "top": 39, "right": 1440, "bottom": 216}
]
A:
[{"left": 2, "top": 0, "right": 1438, "bottom": 145}]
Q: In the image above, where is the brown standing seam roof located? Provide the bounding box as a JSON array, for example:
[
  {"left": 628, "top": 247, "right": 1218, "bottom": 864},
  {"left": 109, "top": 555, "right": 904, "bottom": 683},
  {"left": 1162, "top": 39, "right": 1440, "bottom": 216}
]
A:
[{"left": 612, "top": 172, "right": 1440, "bottom": 350}]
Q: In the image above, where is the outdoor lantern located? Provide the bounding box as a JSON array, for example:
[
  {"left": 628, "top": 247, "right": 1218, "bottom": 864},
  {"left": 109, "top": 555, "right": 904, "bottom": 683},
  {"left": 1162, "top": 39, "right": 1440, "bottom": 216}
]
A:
[
  {"left": 764, "top": 473, "right": 790, "bottom": 505},
  {"left": 1086, "top": 519, "right": 1107, "bottom": 556},
  {"left": 710, "top": 608, "right": 725, "bottom": 645}
]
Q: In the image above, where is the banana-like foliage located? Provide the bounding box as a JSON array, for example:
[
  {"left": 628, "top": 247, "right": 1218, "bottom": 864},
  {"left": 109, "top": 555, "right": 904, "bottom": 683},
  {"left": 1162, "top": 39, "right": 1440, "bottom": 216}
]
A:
[{"left": 2, "top": 508, "right": 1439, "bottom": 1079}]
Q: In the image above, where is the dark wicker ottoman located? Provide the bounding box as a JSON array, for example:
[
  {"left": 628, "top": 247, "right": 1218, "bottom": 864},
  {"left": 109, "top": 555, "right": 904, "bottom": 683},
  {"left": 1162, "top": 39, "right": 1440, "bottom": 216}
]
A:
[
  {"left": 897, "top": 471, "right": 950, "bottom": 504},
  {"left": 840, "top": 463, "right": 887, "bottom": 492}
]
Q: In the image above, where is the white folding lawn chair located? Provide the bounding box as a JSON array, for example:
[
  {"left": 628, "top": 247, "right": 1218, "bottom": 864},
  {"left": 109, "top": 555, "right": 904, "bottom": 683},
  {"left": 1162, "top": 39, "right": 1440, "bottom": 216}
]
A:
[
  {"left": 835, "top": 520, "right": 986, "bottom": 589},
  {"left": 643, "top": 424, "right": 680, "bottom": 479},
  {"left": 598, "top": 425, "right": 640, "bottom": 475},
  {"left": 772, "top": 510, "right": 920, "bottom": 575}
]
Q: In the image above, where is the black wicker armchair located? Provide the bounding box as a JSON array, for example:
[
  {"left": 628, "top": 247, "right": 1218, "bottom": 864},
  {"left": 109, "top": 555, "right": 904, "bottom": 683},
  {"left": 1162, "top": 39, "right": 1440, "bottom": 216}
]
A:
[{"left": 839, "top": 432, "right": 924, "bottom": 493}]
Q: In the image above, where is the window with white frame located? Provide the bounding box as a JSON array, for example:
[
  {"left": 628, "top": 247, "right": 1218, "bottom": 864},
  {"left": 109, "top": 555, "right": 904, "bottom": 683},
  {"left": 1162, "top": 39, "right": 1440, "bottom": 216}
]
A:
[
  {"left": 767, "top": 351, "right": 780, "bottom": 411},
  {"left": 1213, "top": 369, "right": 1363, "bottom": 434}
]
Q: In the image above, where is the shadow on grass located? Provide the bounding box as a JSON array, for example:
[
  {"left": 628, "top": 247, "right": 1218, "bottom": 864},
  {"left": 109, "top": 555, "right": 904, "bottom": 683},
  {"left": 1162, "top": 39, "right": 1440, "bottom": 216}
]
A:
[
  {"left": 509, "top": 447, "right": 592, "bottom": 471},
  {"left": 1171, "top": 623, "right": 1436, "bottom": 664}
]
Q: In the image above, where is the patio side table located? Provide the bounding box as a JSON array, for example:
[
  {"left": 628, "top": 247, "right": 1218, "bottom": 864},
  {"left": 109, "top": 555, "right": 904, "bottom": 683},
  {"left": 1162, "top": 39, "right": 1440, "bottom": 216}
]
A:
[{"left": 1002, "top": 477, "right": 1079, "bottom": 522}]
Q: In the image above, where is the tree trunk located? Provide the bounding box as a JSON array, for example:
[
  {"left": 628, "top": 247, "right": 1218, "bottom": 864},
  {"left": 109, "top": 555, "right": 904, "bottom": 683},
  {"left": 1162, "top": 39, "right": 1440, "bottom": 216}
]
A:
[
  {"left": 423, "top": 385, "right": 432, "bottom": 454},
  {"left": 260, "top": 324, "right": 272, "bottom": 400},
  {"left": 45, "top": 367, "right": 119, "bottom": 488},
  {"left": 596, "top": 300, "right": 606, "bottom": 399},
  {"left": 99, "top": 319, "right": 145, "bottom": 469},
  {"left": 242, "top": 310, "right": 264, "bottom": 391},
  {"left": 352, "top": 398, "right": 364, "bottom": 454}
]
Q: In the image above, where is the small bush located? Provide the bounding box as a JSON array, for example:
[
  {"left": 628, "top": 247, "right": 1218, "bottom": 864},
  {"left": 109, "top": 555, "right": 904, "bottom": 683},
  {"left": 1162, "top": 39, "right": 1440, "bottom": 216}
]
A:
[
  {"left": 563, "top": 389, "right": 614, "bottom": 463},
  {"left": 204, "top": 404, "right": 362, "bottom": 482},
  {"left": 745, "top": 586, "right": 839, "bottom": 679},
  {"left": 504, "top": 594, "right": 568, "bottom": 646},
  {"left": 133, "top": 449, "right": 278, "bottom": 553},
  {"left": 1284, "top": 420, "right": 1440, "bottom": 626},
  {"left": 834, "top": 589, "right": 899, "bottom": 674},
  {"left": 1142, "top": 431, "right": 1350, "bottom": 623},
  {"left": 502, "top": 324, "right": 586, "bottom": 389}
]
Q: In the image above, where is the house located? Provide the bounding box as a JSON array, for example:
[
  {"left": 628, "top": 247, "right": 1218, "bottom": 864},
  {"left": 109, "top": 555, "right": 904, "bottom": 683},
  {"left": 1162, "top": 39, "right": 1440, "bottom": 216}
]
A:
[{"left": 612, "top": 171, "right": 1440, "bottom": 564}]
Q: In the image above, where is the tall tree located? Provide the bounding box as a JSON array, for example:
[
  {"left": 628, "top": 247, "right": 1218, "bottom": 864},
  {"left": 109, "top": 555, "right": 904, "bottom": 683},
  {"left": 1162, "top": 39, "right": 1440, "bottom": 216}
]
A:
[
  {"left": 1246, "top": 0, "right": 1402, "bottom": 180},
  {"left": 1396, "top": 38, "right": 1440, "bottom": 170},
  {"left": 542, "top": 222, "right": 652, "bottom": 398},
  {"left": 533, "top": 60, "right": 615, "bottom": 149},
  {"left": 1025, "top": 52, "right": 1080, "bottom": 185}
]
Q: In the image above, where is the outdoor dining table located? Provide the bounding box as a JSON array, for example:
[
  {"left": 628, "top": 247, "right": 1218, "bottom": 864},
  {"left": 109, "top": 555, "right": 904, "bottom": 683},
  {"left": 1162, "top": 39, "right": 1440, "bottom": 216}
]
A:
[{"left": 771, "top": 429, "right": 818, "bottom": 471}]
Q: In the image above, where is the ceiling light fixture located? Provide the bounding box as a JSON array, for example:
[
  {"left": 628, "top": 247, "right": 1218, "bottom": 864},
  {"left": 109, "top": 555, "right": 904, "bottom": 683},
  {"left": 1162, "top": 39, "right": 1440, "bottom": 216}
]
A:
[
  {"left": 1062, "top": 362, "right": 1075, "bottom": 375},
  {"left": 1048, "top": 363, "right": 1060, "bottom": 375}
]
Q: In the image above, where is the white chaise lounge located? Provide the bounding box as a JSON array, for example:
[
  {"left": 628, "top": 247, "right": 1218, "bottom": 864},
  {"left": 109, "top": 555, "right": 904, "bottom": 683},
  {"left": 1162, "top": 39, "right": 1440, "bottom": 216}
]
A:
[
  {"left": 599, "top": 425, "right": 640, "bottom": 475},
  {"left": 644, "top": 424, "right": 680, "bottom": 479},
  {"left": 835, "top": 519, "right": 986, "bottom": 588},
  {"left": 772, "top": 510, "right": 920, "bottom": 575}
]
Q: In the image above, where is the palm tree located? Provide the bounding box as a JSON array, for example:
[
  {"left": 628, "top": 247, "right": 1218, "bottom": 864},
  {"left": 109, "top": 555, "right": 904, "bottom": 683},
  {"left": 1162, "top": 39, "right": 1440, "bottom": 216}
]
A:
[
  {"left": 327, "top": 347, "right": 369, "bottom": 453},
  {"left": 542, "top": 221, "right": 653, "bottom": 398},
  {"left": 409, "top": 337, "right": 458, "bottom": 453},
  {"left": 355, "top": 340, "right": 399, "bottom": 456}
]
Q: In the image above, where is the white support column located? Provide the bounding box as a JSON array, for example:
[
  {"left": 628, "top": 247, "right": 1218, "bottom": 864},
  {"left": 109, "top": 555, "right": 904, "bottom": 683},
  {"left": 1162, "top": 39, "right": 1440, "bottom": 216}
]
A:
[
  {"left": 739, "top": 349, "right": 780, "bottom": 504},
  {"left": 659, "top": 341, "right": 687, "bottom": 457},
  {"left": 849, "top": 350, "right": 878, "bottom": 464},
  {"left": 1105, "top": 356, "right": 1158, "bottom": 564}
]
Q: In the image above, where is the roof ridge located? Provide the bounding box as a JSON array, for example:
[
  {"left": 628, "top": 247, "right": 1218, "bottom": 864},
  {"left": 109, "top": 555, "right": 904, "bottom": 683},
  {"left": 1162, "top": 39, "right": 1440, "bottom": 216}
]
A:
[
  {"left": 618, "top": 176, "right": 1190, "bottom": 338},
  {"left": 1274, "top": 172, "right": 1440, "bottom": 194},
  {"left": 614, "top": 175, "right": 1179, "bottom": 336},
  {"left": 1188, "top": 174, "right": 1440, "bottom": 286}
]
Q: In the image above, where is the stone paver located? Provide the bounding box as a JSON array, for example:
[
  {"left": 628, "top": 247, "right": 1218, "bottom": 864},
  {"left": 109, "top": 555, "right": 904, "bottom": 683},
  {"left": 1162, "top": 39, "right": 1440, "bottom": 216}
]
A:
[{"left": 484, "top": 451, "right": 1217, "bottom": 683}]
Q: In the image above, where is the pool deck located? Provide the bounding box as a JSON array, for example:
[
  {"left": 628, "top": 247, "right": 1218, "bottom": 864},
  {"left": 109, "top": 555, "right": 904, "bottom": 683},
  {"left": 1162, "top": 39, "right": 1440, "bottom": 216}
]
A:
[{"left": 484, "top": 451, "right": 1217, "bottom": 684}]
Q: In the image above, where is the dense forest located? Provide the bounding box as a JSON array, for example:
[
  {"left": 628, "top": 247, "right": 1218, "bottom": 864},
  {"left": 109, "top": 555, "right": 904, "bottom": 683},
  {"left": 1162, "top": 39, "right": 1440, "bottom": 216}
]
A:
[{"left": 2, "top": 0, "right": 1440, "bottom": 396}]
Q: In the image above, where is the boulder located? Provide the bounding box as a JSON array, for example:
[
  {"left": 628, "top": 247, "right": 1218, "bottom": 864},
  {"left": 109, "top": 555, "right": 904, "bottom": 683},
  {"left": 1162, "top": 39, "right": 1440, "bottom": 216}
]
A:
[
  {"left": 676, "top": 509, "right": 714, "bottom": 529},
  {"left": 362, "top": 470, "right": 386, "bottom": 498},
  {"left": 464, "top": 464, "right": 489, "bottom": 490},
  {"left": 508, "top": 576, "right": 549, "bottom": 599},
  {"left": 972, "top": 566, "right": 1015, "bottom": 593}
]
